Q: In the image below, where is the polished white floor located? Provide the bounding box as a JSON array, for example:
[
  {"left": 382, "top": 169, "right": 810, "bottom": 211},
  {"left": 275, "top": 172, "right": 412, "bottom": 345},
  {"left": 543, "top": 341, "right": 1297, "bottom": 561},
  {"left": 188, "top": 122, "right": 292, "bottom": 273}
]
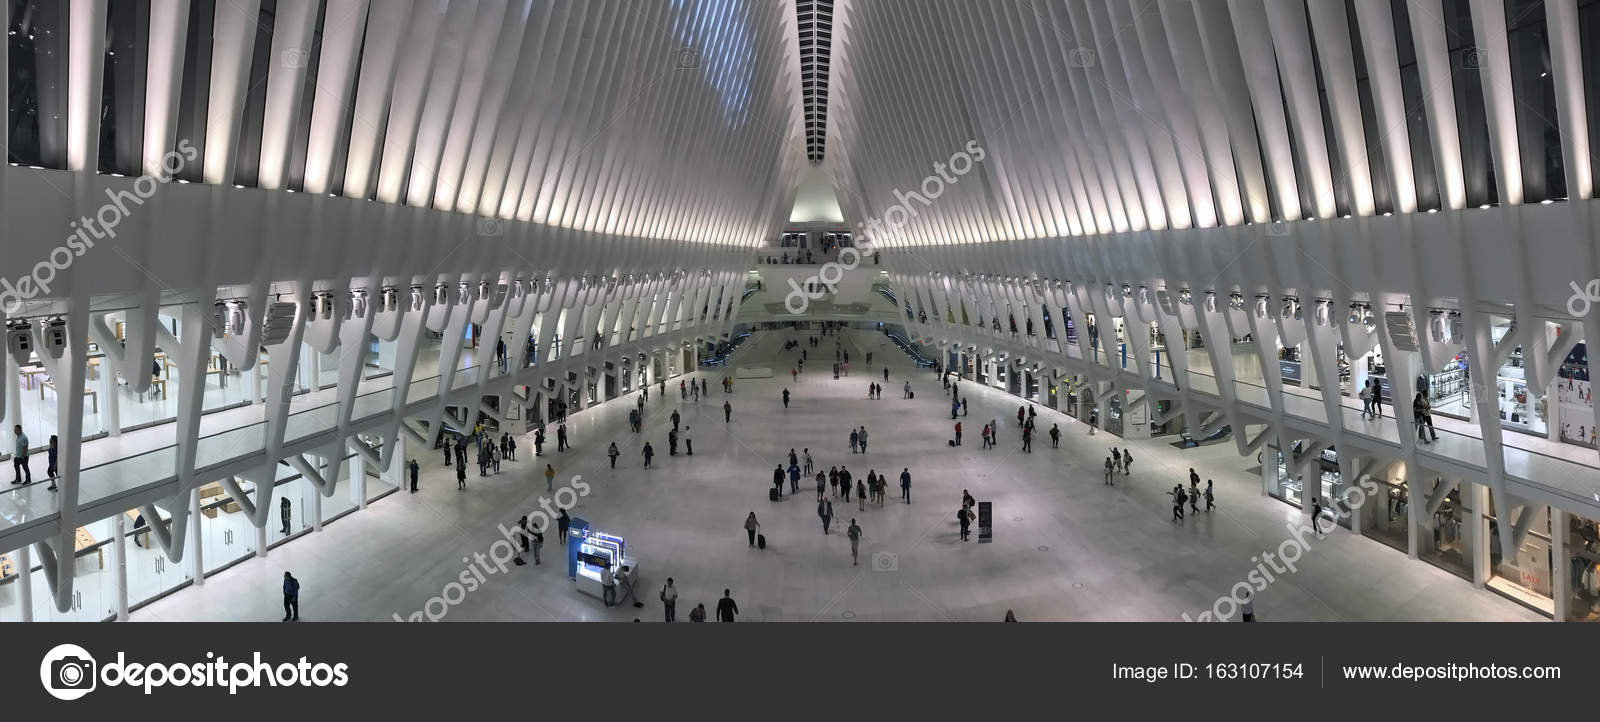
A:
[{"left": 134, "top": 329, "right": 1542, "bottom": 622}]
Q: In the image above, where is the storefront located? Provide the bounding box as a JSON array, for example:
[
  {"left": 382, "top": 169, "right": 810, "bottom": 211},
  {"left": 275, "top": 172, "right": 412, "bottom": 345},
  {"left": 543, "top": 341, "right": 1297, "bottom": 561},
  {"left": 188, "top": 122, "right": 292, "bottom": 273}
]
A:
[
  {"left": 1490, "top": 321, "right": 1547, "bottom": 437},
  {"left": 1416, "top": 480, "right": 1473, "bottom": 581},
  {"left": 1566, "top": 512, "right": 1600, "bottom": 621},
  {"left": 1556, "top": 343, "right": 1593, "bottom": 448},
  {"left": 1360, "top": 474, "right": 1410, "bottom": 554},
  {"left": 1265, "top": 444, "right": 1349, "bottom": 529},
  {"left": 1484, "top": 496, "right": 1553, "bottom": 615},
  {"left": 1420, "top": 351, "right": 1470, "bottom": 421}
]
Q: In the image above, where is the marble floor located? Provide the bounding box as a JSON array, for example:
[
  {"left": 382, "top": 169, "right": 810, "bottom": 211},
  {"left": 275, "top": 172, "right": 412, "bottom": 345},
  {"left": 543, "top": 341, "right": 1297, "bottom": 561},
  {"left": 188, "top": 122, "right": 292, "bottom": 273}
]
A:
[{"left": 134, "top": 329, "right": 1543, "bottom": 622}]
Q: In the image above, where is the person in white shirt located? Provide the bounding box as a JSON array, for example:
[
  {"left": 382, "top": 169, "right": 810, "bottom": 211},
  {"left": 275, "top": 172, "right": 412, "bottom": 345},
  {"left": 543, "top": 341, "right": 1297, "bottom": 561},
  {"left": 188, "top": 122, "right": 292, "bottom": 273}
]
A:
[{"left": 660, "top": 578, "right": 679, "bottom": 622}]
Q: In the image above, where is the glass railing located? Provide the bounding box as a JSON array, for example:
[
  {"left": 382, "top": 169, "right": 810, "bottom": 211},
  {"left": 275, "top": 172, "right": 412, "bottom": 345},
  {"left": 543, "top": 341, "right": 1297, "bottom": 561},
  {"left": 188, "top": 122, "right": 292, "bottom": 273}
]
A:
[
  {"left": 452, "top": 365, "right": 482, "bottom": 390},
  {"left": 283, "top": 400, "right": 340, "bottom": 444},
  {"left": 405, "top": 375, "right": 441, "bottom": 406},
  {"left": 1185, "top": 369, "right": 1220, "bottom": 396},
  {"left": 1233, "top": 378, "right": 1272, "bottom": 408},
  {"left": 193, "top": 420, "right": 269, "bottom": 471},
  {"left": 351, "top": 387, "right": 394, "bottom": 421},
  {"left": 77, "top": 444, "right": 181, "bottom": 510}
]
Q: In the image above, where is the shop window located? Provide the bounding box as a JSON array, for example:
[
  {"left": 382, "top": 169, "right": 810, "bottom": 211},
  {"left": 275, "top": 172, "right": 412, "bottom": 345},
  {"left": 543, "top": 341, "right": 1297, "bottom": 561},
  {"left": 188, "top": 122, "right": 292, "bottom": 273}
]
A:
[
  {"left": 1556, "top": 342, "right": 1593, "bottom": 448},
  {"left": 1566, "top": 512, "right": 1600, "bottom": 621},
  {"left": 1418, "top": 479, "right": 1473, "bottom": 581}
]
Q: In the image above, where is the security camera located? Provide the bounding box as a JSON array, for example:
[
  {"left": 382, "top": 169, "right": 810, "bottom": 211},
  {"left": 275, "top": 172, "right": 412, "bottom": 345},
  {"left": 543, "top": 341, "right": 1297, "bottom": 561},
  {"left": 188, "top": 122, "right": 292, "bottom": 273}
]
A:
[{"left": 8, "top": 320, "right": 34, "bottom": 365}]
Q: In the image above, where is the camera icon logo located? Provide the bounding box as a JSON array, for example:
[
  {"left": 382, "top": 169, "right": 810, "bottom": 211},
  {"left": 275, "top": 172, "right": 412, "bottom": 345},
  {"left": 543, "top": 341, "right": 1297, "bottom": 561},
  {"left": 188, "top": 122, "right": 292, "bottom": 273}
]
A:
[
  {"left": 1461, "top": 47, "right": 1482, "bottom": 69},
  {"left": 477, "top": 216, "right": 506, "bottom": 238},
  {"left": 1067, "top": 47, "right": 1096, "bottom": 67},
  {"left": 281, "top": 48, "right": 311, "bottom": 70},
  {"left": 675, "top": 46, "right": 700, "bottom": 70},
  {"left": 39, "top": 643, "right": 97, "bottom": 700},
  {"left": 871, "top": 551, "right": 899, "bottom": 572}
]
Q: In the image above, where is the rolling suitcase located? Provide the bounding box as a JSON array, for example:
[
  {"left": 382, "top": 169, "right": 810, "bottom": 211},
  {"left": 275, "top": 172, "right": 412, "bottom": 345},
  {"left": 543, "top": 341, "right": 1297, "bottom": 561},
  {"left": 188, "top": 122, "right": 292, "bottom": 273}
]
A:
[
  {"left": 758, "top": 534, "right": 767, "bottom": 549},
  {"left": 769, "top": 487, "right": 781, "bottom": 501}
]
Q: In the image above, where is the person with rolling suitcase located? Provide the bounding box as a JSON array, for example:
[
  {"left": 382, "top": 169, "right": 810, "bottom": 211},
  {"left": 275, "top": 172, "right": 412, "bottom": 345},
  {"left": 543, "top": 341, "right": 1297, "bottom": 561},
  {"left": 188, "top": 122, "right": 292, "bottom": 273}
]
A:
[{"left": 745, "top": 512, "right": 760, "bottom": 547}]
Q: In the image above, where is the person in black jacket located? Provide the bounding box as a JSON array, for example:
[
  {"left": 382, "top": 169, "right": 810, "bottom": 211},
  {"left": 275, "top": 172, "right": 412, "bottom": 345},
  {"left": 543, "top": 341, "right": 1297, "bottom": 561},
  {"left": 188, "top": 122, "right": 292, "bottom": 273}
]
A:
[
  {"left": 717, "top": 589, "right": 739, "bottom": 622},
  {"left": 408, "top": 458, "right": 420, "bottom": 493},
  {"left": 281, "top": 572, "right": 300, "bottom": 622}
]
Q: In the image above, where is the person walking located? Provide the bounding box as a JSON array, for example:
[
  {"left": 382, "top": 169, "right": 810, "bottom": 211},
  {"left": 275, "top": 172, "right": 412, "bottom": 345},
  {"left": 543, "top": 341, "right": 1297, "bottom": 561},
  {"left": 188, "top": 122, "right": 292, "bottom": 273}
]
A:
[
  {"left": 847, "top": 519, "right": 864, "bottom": 566},
  {"left": 1122, "top": 449, "right": 1133, "bottom": 476},
  {"left": 642, "top": 442, "right": 655, "bottom": 468},
  {"left": 556, "top": 509, "right": 570, "bottom": 545},
  {"left": 557, "top": 423, "right": 569, "bottom": 452},
  {"left": 1311, "top": 498, "right": 1326, "bottom": 534},
  {"left": 772, "top": 464, "right": 785, "bottom": 498},
  {"left": 1359, "top": 381, "right": 1374, "bottom": 420},
  {"left": 671, "top": 409, "right": 681, "bottom": 431},
  {"left": 1370, "top": 378, "right": 1384, "bottom": 418},
  {"left": 44, "top": 434, "right": 59, "bottom": 491},
  {"left": 788, "top": 462, "right": 801, "bottom": 495},
  {"left": 281, "top": 571, "right": 300, "bottom": 621},
  {"left": 782, "top": 388, "right": 790, "bottom": 408},
  {"left": 530, "top": 527, "right": 544, "bottom": 565},
  {"left": 803, "top": 449, "right": 813, "bottom": 474},
  {"left": 744, "top": 512, "right": 760, "bottom": 547},
  {"left": 724, "top": 401, "right": 733, "bottom": 423},
  {"left": 989, "top": 419, "right": 999, "bottom": 447},
  {"left": 818, "top": 498, "right": 833, "bottom": 534},
  {"left": 1111, "top": 448, "right": 1122, "bottom": 475},
  {"left": 789, "top": 448, "right": 799, "bottom": 467},
  {"left": 491, "top": 445, "right": 501, "bottom": 474},
  {"left": 1413, "top": 392, "right": 1439, "bottom": 443},
  {"left": 1189, "top": 479, "right": 1200, "bottom": 516},
  {"left": 1049, "top": 424, "right": 1060, "bottom": 448},
  {"left": 10, "top": 426, "right": 29, "bottom": 485},
  {"left": 1189, "top": 468, "right": 1201, "bottom": 492},
  {"left": 1171, "top": 486, "right": 1186, "bottom": 521},
  {"left": 849, "top": 429, "right": 859, "bottom": 453},
  {"left": 858, "top": 427, "right": 868, "bottom": 453},
  {"left": 958, "top": 505, "right": 972, "bottom": 541},
  {"left": 660, "top": 578, "right": 678, "bottom": 622},
  {"left": 815, "top": 471, "right": 827, "bottom": 501},
  {"left": 442, "top": 433, "right": 453, "bottom": 467},
  {"left": 1021, "top": 426, "right": 1033, "bottom": 453},
  {"left": 408, "top": 458, "right": 420, "bottom": 493},
  {"left": 1104, "top": 456, "right": 1114, "bottom": 485},
  {"left": 1204, "top": 480, "right": 1215, "bottom": 512},
  {"left": 684, "top": 426, "right": 693, "bottom": 456},
  {"left": 513, "top": 516, "right": 531, "bottom": 566},
  {"left": 900, "top": 468, "right": 911, "bottom": 503},
  {"left": 545, "top": 463, "right": 556, "bottom": 491},
  {"left": 534, "top": 427, "right": 545, "bottom": 456},
  {"left": 608, "top": 442, "right": 620, "bottom": 468},
  {"left": 981, "top": 424, "right": 992, "bottom": 449},
  {"left": 954, "top": 421, "right": 963, "bottom": 446},
  {"left": 456, "top": 464, "right": 467, "bottom": 490},
  {"left": 903, "top": 380, "right": 912, "bottom": 399},
  {"left": 601, "top": 565, "right": 617, "bottom": 607},
  {"left": 716, "top": 590, "right": 739, "bottom": 622},
  {"left": 856, "top": 479, "right": 867, "bottom": 511}
]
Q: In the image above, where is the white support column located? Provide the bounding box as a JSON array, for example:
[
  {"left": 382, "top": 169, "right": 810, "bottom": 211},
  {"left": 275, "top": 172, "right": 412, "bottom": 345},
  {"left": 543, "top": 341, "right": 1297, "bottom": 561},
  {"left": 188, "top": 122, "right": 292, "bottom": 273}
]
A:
[
  {"left": 188, "top": 488, "right": 204, "bottom": 585},
  {"left": 1470, "top": 482, "right": 1488, "bottom": 588},
  {"left": 103, "top": 353, "right": 120, "bottom": 436},
  {"left": 17, "top": 545, "right": 32, "bottom": 622},
  {"left": 351, "top": 449, "right": 367, "bottom": 509},
  {"left": 255, "top": 524, "right": 267, "bottom": 558},
  {"left": 112, "top": 511, "right": 129, "bottom": 621},
  {"left": 1552, "top": 509, "right": 1569, "bottom": 621},
  {"left": 312, "top": 485, "right": 323, "bottom": 532}
]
